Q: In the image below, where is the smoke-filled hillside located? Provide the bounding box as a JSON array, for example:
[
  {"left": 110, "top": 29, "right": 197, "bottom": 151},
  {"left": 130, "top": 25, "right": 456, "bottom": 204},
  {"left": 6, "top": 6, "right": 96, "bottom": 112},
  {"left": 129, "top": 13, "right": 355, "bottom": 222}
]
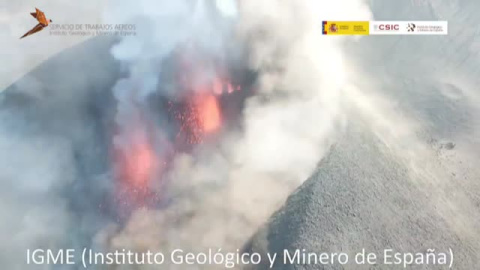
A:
[{"left": 247, "top": 0, "right": 480, "bottom": 269}]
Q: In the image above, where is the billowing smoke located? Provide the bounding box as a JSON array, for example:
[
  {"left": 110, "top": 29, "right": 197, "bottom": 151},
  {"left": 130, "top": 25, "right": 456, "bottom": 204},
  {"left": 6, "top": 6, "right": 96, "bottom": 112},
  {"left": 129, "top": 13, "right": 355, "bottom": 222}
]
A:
[
  {"left": 0, "top": 0, "right": 372, "bottom": 268},
  {"left": 97, "top": 0, "right": 372, "bottom": 265},
  {"left": 5, "top": 0, "right": 480, "bottom": 268}
]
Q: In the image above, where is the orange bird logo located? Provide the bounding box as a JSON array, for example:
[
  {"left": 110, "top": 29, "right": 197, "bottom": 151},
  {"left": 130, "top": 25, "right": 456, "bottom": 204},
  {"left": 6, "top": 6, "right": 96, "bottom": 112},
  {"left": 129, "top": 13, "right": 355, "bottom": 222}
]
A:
[{"left": 20, "top": 8, "right": 52, "bottom": 39}]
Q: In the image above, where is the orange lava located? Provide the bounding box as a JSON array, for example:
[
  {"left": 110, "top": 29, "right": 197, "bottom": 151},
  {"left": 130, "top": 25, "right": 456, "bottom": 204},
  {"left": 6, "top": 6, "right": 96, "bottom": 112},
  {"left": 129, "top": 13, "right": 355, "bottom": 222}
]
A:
[
  {"left": 212, "top": 78, "right": 223, "bottom": 95},
  {"left": 126, "top": 138, "right": 156, "bottom": 185},
  {"left": 195, "top": 93, "right": 221, "bottom": 133},
  {"left": 116, "top": 129, "right": 159, "bottom": 188}
]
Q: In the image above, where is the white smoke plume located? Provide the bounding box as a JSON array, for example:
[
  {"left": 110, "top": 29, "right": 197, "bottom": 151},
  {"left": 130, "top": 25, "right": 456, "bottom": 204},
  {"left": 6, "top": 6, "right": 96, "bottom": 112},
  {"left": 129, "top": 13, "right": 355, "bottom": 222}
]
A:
[{"left": 99, "top": 0, "right": 372, "bottom": 265}]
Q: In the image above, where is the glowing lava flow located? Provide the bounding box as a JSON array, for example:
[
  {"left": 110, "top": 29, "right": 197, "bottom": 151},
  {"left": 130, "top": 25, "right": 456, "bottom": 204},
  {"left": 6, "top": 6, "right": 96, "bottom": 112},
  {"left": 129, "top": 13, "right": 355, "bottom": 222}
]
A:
[
  {"left": 113, "top": 116, "right": 164, "bottom": 210},
  {"left": 170, "top": 80, "right": 227, "bottom": 146},
  {"left": 195, "top": 93, "right": 221, "bottom": 133},
  {"left": 120, "top": 131, "right": 158, "bottom": 186},
  {"left": 111, "top": 47, "right": 244, "bottom": 212}
]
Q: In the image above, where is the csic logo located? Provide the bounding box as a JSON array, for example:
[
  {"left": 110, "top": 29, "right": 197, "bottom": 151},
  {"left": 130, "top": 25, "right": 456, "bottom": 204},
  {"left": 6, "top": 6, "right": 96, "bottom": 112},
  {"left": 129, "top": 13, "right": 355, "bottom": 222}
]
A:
[
  {"left": 407, "top": 23, "right": 416, "bottom": 32},
  {"left": 374, "top": 24, "right": 400, "bottom": 31}
]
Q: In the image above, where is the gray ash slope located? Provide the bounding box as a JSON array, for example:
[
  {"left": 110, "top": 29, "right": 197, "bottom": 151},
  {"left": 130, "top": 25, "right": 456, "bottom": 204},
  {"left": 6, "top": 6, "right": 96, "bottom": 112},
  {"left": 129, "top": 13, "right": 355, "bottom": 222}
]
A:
[
  {"left": 247, "top": 0, "right": 480, "bottom": 269},
  {"left": 247, "top": 116, "right": 479, "bottom": 269}
]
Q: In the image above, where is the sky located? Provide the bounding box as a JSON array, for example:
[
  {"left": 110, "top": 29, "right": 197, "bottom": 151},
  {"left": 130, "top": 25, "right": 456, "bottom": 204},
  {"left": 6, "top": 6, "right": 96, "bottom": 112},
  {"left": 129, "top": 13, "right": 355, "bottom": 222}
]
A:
[{"left": 0, "top": 0, "right": 105, "bottom": 90}]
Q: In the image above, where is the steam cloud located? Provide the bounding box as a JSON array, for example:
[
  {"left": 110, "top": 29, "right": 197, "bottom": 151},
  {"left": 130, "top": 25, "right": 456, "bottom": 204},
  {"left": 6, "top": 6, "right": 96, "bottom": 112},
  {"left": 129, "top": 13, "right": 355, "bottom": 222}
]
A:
[
  {"left": 0, "top": 0, "right": 372, "bottom": 269},
  {"left": 99, "top": 0, "right": 372, "bottom": 266}
]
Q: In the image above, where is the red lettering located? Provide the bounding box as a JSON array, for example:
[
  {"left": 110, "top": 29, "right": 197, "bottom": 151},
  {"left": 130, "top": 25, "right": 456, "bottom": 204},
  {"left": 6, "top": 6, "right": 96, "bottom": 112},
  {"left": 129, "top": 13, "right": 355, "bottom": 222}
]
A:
[{"left": 378, "top": 24, "right": 399, "bottom": 31}]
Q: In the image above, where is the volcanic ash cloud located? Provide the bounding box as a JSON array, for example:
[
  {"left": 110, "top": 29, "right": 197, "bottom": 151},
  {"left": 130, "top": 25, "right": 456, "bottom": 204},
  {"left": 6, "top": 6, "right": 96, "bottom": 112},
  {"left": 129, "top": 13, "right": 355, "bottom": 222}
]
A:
[{"left": 99, "top": 0, "right": 372, "bottom": 264}]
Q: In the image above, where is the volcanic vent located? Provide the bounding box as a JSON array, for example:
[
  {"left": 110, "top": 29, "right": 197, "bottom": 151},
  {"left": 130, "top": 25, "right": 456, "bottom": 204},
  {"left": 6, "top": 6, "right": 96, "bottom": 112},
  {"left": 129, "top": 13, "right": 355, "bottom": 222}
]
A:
[{"left": 111, "top": 43, "right": 255, "bottom": 217}]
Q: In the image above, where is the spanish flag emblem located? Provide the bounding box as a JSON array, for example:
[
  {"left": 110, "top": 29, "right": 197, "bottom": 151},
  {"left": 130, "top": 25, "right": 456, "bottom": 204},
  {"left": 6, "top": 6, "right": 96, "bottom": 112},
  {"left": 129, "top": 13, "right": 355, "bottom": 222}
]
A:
[{"left": 322, "top": 21, "right": 369, "bottom": 35}]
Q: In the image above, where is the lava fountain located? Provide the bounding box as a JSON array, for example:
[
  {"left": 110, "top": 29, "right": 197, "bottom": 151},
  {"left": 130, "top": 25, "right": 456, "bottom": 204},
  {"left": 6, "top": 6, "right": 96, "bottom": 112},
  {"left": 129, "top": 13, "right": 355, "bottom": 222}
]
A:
[
  {"left": 112, "top": 108, "right": 166, "bottom": 214},
  {"left": 118, "top": 129, "right": 158, "bottom": 187},
  {"left": 195, "top": 93, "right": 222, "bottom": 133},
  {"left": 110, "top": 45, "right": 248, "bottom": 217}
]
